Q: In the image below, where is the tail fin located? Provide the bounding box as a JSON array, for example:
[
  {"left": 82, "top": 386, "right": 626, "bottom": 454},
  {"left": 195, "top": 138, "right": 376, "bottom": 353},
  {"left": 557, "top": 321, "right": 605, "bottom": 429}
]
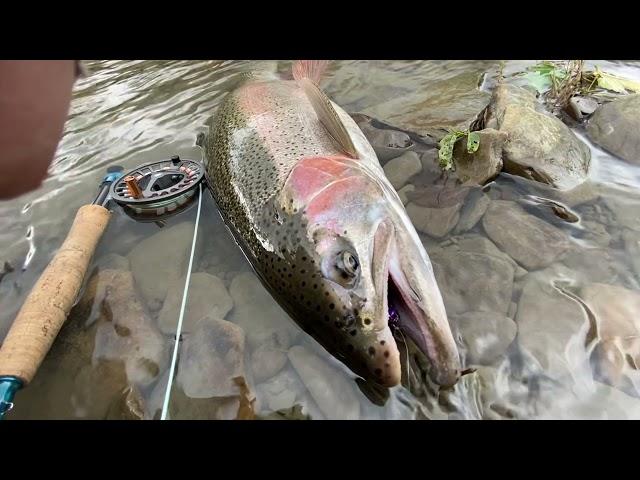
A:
[{"left": 292, "top": 60, "right": 329, "bottom": 85}]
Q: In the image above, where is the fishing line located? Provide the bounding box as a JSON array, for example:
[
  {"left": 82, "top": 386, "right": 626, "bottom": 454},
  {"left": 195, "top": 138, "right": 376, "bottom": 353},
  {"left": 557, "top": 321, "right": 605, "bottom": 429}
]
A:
[{"left": 160, "top": 182, "right": 203, "bottom": 420}]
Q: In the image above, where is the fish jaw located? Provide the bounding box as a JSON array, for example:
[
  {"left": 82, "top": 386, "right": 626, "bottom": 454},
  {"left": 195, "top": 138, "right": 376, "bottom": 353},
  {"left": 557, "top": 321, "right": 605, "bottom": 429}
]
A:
[{"left": 386, "top": 228, "right": 461, "bottom": 387}]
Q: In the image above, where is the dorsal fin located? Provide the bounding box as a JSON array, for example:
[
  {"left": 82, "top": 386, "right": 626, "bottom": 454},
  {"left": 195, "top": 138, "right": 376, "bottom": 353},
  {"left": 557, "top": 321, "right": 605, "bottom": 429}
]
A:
[
  {"left": 299, "top": 78, "right": 359, "bottom": 159},
  {"left": 292, "top": 60, "right": 329, "bottom": 84}
]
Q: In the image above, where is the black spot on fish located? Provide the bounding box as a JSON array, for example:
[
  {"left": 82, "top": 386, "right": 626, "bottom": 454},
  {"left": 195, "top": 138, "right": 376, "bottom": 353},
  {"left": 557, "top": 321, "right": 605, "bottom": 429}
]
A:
[{"left": 368, "top": 347, "right": 375, "bottom": 356}]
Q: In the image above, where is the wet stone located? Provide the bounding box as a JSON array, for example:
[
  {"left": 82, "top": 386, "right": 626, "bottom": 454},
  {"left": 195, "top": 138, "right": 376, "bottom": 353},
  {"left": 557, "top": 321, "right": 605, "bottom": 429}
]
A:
[
  {"left": 406, "top": 202, "right": 462, "bottom": 238},
  {"left": 288, "top": 345, "right": 360, "bottom": 420},
  {"left": 482, "top": 200, "right": 571, "bottom": 270},
  {"left": 581, "top": 283, "right": 640, "bottom": 397},
  {"left": 451, "top": 311, "right": 517, "bottom": 366},
  {"left": 228, "top": 272, "right": 301, "bottom": 350},
  {"left": 177, "top": 316, "right": 246, "bottom": 399},
  {"left": 250, "top": 343, "right": 288, "bottom": 384},
  {"left": 452, "top": 128, "right": 506, "bottom": 186},
  {"left": 383, "top": 151, "right": 422, "bottom": 190},
  {"left": 429, "top": 237, "right": 515, "bottom": 316},
  {"left": 128, "top": 221, "right": 196, "bottom": 309},
  {"left": 454, "top": 189, "right": 491, "bottom": 233},
  {"left": 484, "top": 84, "right": 591, "bottom": 190},
  {"left": 157, "top": 272, "right": 233, "bottom": 334},
  {"left": 587, "top": 93, "right": 640, "bottom": 165},
  {"left": 515, "top": 267, "right": 591, "bottom": 381},
  {"left": 87, "top": 269, "right": 168, "bottom": 387}
]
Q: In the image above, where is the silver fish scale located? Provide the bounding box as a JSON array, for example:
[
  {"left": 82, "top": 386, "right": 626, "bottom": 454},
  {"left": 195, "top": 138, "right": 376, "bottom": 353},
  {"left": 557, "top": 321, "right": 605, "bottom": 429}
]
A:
[{"left": 206, "top": 80, "right": 340, "bottom": 257}]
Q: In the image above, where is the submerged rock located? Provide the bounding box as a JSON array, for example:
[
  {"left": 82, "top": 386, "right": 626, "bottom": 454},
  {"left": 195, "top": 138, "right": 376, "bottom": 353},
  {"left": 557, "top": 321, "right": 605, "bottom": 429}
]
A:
[
  {"left": 228, "top": 272, "right": 301, "bottom": 350},
  {"left": 515, "top": 267, "right": 591, "bottom": 380},
  {"left": 484, "top": 84, "right": 591, "bottom": 190},
  {"left": 454, "top": 189, "right": 491, "bottom": 233},
  {"left": 383, "top": 151, "right": 422, "bottom": 190},
  {"left": 587, "top": 93, "right": 640, "bottom": 164},
  {"left": 482, "top": 200, "right": 570, "bottom": 270},
  {"left": 88, "top": 269, "right": 168, "bottom": 387},
  {"left": 256, "top": 367, "right": 307, "bottom": 414},
  {"left": 128, "top": 221, "right": 195, "bottom": 309},
  {"left": 94, "top": 253, "right": 130, "bottom": 272},
  {"left": 452, "top": 128, "right": 506, "bottom": 186},
  {"left": 157, "top": 272, "right": 233, "bottom": 334},
  {"left": 352, "top": 114, "right": 414, "bottom": 163},
  {"left": 406, "top": 202, "right": 461, "bottom": 238},
  {"left": 396, "top": 184, "right": 415, "bottom": 205},
  {"left": 430, "top": 236, "right": 515, "bottom": 316},
  {"left": 537, "top": 381, "right": 640, "bottom": 420},
  {"left": 560, "top": 246, "right": 638, "bottom": 289},
  {"left": 177, "top": 316, "right": 246, "bottom": 399},
  {"left": 250, "top": 343, "right": 288, "bottom": 384},
  {"left": 451, "top": 311, "right": 517, "bottom": 366},
  {"left": 359, "top": 65, "right": 493, "bottom": 139},
  {"left": 622, "top": 229, "right": 640, "bottom": 281},
  {"left": 288, "top": 345, "right": 360, "bottom": 420},
  {"left": 581, "top": 283, "right": 640, "bottom": 396}
]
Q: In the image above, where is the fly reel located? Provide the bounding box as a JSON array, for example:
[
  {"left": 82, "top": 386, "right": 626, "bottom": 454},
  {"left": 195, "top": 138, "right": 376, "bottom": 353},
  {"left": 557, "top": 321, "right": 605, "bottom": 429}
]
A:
[{"left": 110, "top": 156, "right": 205, "bottom": 221}]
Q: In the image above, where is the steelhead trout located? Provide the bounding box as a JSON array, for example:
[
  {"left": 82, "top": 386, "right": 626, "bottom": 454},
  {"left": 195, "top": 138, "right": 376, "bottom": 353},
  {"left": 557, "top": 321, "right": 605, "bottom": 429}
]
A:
[{"left": 202, "top": 61, "right": 460, "bottom": 387}]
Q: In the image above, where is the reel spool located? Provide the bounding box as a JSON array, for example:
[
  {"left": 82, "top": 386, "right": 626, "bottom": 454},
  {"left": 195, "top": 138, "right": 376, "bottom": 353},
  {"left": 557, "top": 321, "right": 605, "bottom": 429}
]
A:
[{"left": 110, "top": 156, "right": 205, "bottom": 221}]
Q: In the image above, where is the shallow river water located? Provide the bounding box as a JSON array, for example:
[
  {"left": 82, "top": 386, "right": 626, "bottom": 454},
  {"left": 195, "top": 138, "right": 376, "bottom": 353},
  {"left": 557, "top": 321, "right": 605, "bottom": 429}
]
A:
[{"left": 2, "top": 60, "right": 640, "bottom": 419}]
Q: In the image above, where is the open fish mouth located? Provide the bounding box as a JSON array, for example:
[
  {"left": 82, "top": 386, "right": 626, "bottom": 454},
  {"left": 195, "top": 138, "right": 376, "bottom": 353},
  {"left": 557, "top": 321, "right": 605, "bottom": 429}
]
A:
[{"left": 386, "top": 264, "right": 461, "bottom": 388}]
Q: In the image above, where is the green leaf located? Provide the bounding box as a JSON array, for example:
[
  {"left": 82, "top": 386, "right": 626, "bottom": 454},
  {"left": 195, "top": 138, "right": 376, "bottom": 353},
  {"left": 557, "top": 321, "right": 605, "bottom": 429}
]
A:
[
  {"left": 596, "top": 71, "right": 640, "bottom": 93},
  {"left": 523, "top": 72, "right": 552, "bottom": 93},
  {"left": 467, "top": 132, "right": 480, "bottom": 153},
  {"left": 597, "top": 73, "right": 627, "bottom": 94},
  {"left": 438, "top": 132, "right": 459, "bottom": 171}
]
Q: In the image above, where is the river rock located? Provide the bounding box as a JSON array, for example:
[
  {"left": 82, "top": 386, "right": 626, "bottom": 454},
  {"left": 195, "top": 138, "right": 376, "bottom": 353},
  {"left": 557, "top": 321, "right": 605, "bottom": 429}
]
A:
[
  {"left": 482, "top": 200, "right": 570, "bottom": 270},
  {"left": 128, "top": 221, "right": 195, "bottom": 308},
  {"left": 561, "top": 247, "right": 637, "bottom": 290},
  {"left": 89, "top": 269, "right": 168, "bottom": 386},
  {"left": 288, "top": 345, "right": 360, "bottom": 420},
  {"left": 515, "top": 267, "right": 591, "bottom": 380},
  {"left": 484, "top": 84, "right": 591, "bottom": 190},
  {"left": 454, "top": 190, "right": 491, "bottom": 233},
  {"left": 537, "top": 381, "right": 640, "bottom": 420},
  {"left": 429, "top": 238, "right": 515, "bottom": 316},
  {"left": 228, "top": 272, "right": 301, "bottom": 350},
  {"left": 383, "top": 151, "right": 422, "bottom": 190},
  {"left": 94, "top": 253, "right": 130, "bottom": 272},
  {"left": 359, "top": 64, "right": 493, "bottom": 139},
  {"left": 602, "top": 191, "right": 640, "bottom": 232},
  {"left": 581, "top": 283, "right": 640, "bottom": 395},
  {"left": 397, "top": 184, "right": 415, "bottom": 205},
  {"left": 451, "top": 311, "right": 517, "bottom": 365},
  {"left": 256, "top": 367, "right": 307, "bottom": 414},
  {"left": 353, "top": 115, "right": 414, "bottom": 163},
  {"left": 622, "top": 229, "right": 640, "bottom": 281},
  {"left": 250, "top": 343, "right": 288, "bottom": 384},
  {"left": 406, "top": 202, "right": 461, "bottom": 238},
  {"left": 177, "top": 316, "right": 246, "bottom": 399},
  {"left": 452, "top": 128, "right": 506, "bottom": 185},
  {"left": 157, "top": 272, "right": 233, "bottom": 334},
  {"left": 587, "top": 93, "right": 640, "bottom": 165}
]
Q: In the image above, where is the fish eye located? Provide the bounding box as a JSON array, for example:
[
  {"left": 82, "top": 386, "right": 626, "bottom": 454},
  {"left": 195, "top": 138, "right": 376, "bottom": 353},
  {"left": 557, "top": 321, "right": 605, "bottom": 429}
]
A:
[{"left": 338, "top": 250, "right": 359, "bottom": 277}]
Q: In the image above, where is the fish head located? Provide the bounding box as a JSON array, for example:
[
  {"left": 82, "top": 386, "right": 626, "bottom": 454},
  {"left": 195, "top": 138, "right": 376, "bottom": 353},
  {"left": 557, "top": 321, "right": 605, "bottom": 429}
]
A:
[{"left": 279, "top": 155, "right": 460, "bottom": 388}]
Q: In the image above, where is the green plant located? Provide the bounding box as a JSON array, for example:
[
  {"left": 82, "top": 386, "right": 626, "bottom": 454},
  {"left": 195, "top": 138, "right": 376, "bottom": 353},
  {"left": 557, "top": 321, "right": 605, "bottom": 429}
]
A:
[{"left": 438, "top": 130, "right": 480, "bottom": 171}]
